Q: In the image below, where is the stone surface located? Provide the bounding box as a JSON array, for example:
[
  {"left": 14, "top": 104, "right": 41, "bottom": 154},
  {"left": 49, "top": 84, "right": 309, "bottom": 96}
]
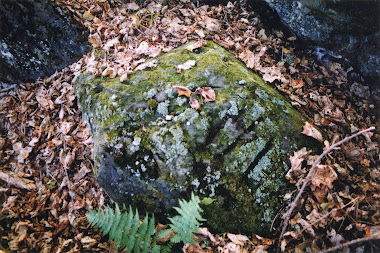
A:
[
  {"left": 0, "top": 0, "right": 89, "bottom": 83},
  {"left": 75, "top": 41, "right": 321, "bottom": 235},
  {"left": 262, "top": 0, "right": 380, "bottom": 87}
]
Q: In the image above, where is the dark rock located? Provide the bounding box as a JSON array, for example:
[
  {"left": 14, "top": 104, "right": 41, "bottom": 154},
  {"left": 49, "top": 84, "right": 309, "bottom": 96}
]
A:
[
  {"left": 75, "top": 41, "right": 322, "bottom": 235},
  {"left": 261, "top": 0, "right": 380, "bottom": 88},
  {"left": 0, "top": 0, "right": 90, "bottom": 83}
]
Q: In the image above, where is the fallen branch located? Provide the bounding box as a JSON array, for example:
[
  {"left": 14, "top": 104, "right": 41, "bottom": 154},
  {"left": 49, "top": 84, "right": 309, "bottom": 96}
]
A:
[
  {"left": 319, "top": 236, "right": 380, "bottom": 253},
  {"left": 278, "top": 126, "right": 376, "bottom": 252}
]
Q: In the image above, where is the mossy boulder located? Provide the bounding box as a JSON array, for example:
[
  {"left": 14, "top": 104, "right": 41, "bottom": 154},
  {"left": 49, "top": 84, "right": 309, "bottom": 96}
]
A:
[{"left": 75, "top": 41, "right": 321, "bottom": 235}]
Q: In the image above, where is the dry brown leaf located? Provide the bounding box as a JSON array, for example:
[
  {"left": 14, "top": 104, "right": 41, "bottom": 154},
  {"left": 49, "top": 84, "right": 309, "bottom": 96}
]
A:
[
  {"left": 227, "top": 233, "right": 249, "bottom": 246},
  {"left": 301, "top": 122, "right": 323, "bottom": 142},
  {"left": 286, "top": 148, "right": 310, "bottom": 183},
  {"left": 126, "top": 2, "right": 139, "bottom": 11},
  {"left": 172, "top": 85, "right": 192, "bottom": 97},
  {"left": 311, "top": 165, "right": 338, "bottom": 189},
  {"left": 60, "top": 122, "right": 75, "bottom": 135},
  {"left": 177, "top": 60, "right": 196, "bottom": 73},
  {"left": 202, "top": 16, "right": 221, "bottom": 32},
  {"left": 135, "top": 59, "right": 158, "bottom": 71},
  {"left": 186, "top": 40, "right": 206, "bottom": 52},
  {"left": 103, "top": 37, "right": 120, "bottom": 51},
  {"left": 195, "top": 87, "right": 215, "bottom": 102},
  {"left": 190, "top": 96, "right": 201, "bottom": 110},
  {"left": 88, "top": 33, "right": 102, "bottom": 47},
  {"left": 183, "top": 243, "right": 205, "bottom": 253},
  {"left": 81, "top": 236, "right": 97, "bottom": 250},
  {"left": 0, "top": 170, "right": 36, "bottom": 191},
  {"left": 198, "top": 227, "right": 216, "bottom": 245}
]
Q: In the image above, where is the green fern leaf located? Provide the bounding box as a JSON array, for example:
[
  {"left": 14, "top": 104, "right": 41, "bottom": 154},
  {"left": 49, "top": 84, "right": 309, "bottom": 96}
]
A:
[
  {"left": 120, "top": 206, "right": 134, "bottom": 249},
  {"left": 86, "top": 192, "right": 206, "bottom": 252},
  {"left": 109, "top": 203, "right": 121, "bottom": 240},
  {"left": 142, "top": 214, "right": 155, "bottom": 253},
  {"left": 87, "top": 204, "right": 156, "bottom": 253},
  {"left": 168, "top": 192, "right": 205, "bottom": 244},
  {"left": 134, "top": 214, "right": 148, "bottom": 252},
  {"left": 126, "top": 209, "right": 139, "bottom": 253}
]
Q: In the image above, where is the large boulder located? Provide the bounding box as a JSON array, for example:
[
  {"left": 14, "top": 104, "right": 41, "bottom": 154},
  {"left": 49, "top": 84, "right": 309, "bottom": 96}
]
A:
[
  {"left": 75, "top": 41, "right": 321, "bottom": 235},
  {"left": 262, "top": 0, "right": 380, "bottom": 88},
  {"left": 0, "top": 0, "right": 89, "bottom": 83}
]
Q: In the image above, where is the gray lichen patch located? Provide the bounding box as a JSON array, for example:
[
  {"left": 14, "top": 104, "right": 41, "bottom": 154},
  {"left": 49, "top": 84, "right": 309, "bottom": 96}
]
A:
[{"left": 74, "top": 41, "right": 322, "bottom": 236}]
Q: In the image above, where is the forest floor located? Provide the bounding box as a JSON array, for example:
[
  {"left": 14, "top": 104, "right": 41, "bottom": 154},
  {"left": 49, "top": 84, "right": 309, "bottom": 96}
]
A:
[{"left": 0, "top": 0, "right": 379, "bottom": 252}]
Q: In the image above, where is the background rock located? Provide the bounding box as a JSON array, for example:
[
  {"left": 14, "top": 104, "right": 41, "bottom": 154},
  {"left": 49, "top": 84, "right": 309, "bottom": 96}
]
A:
[
  {"left": 261, "top": 0, "right": 380, "bottom": 88},
  {"left": 0, "top": 0, "right": 89, "bottom": 83},
  {"left": 75, "top": 41, "right": 322, "bottom": 235}
]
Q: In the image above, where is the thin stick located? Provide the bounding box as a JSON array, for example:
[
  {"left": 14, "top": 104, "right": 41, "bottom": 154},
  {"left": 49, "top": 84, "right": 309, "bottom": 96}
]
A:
[
  {"left": 277, "top": 126, "right": 376, "bottom": 252},
  {"left": 0, "top": 83, "right": 16, "bottom": 93},
  {"left": 319, "top": 236, "right": 380, "bottom": 253}
]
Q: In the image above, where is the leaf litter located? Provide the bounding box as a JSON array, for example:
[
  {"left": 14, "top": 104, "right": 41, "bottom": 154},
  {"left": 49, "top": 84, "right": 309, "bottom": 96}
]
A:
[{"left": 0, "top": 0, "right": 378, "bottom": 252}]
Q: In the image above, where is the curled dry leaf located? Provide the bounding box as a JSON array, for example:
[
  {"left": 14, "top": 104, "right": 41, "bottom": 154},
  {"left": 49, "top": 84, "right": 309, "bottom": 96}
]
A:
[
  {"left": 186, "top": 40, "right": 206, "bottom": 52},
  {"left": 177, "top": 60, "right": 196, "bottom": 73},
  {"left": 302, "top": 122, "right": 323, "bottom": 142},
  {"left": 172, "top": 85, "right": 192, "bottom": 97},
  {"left": 286, "top": 147, "right": 310, "bottom": 183},
  {"left": 190, "top": 96, "right": 201, "bottom": 110},
  {"left": 195, "top": 87, "right": 215, "bottom": 102}
]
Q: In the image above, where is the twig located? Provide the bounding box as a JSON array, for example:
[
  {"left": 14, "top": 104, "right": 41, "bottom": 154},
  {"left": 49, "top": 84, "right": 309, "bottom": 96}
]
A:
[
  {"left": 319, "top": 236, "right": 380, "bottom": 253},
  {"left": 277, "top": 126, "right": 376, "bottom": 252},
  {"left": 0, "top": 84, "right": 17, "bottom": 93}
]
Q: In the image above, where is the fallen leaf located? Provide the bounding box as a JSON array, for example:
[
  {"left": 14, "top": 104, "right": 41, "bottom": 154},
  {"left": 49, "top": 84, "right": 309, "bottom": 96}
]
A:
[
  {"left": 202, "top": 16, "right": 221, "bottom": 32},
  {"left": 227, "top": 233, "right": 249, "bottom": 246},
  {"left": 103, "top": 37, "right": 120, "bottom": 51},
  {"left": 311, "top": 164, "right": 338, "bottom": 189},
  {"left": 195, "top": 87, "right": 215, "bottom": 102},
  {"left": 186, "top": 40, "right": 206, "bottom": 52},
  {"left": 88, "top": 33, "right": 102, "bottom": 47},
  {"left": 0, "top": 170, "right": 36, "bottom": 191},
  {"left": 126, "top": 2, "right": 139, "bottom": 11},
  {"left": 302, "top": 122, "right": 323, "bottom": 142},
  {"left": 135, "top": 59, "right": 158, "bottom": 71},
  {"left": 177, "top": 60, "right": 196, "bottom": 73},
  {"left": 172, "top": 86, "right": 192, "bottom": 97},
  {"left": 190, "top": 96, "right": 201, "bottom": 110},
  {"left": 286, "top": 148, "right": 310, "bottom": 183}
]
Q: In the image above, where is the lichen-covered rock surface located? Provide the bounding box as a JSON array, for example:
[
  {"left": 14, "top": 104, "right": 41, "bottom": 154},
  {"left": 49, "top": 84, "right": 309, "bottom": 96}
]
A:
[{"left": 75, "top": 41, "right": 321, "bottom": 235}]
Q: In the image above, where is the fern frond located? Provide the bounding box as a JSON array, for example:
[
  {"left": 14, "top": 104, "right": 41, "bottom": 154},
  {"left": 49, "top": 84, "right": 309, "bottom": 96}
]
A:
[
  {"left": 86, "top": 204, "right": 156, "bottom": 253},
  {"left": 86, "top": 192, "right": 206, "bottom": 251},
  {"left": 168, "top": 192, "right": 205, "bottom": 244}
]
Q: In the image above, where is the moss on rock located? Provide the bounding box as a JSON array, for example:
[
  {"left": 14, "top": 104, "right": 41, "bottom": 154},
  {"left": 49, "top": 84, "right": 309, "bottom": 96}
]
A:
[{"left": 74, "top": 41, "right": 322, "bottom": 236}]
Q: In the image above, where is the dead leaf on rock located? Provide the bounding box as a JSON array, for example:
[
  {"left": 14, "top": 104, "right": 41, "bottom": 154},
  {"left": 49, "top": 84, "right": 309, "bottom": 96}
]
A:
[
  {"left": 135, "top": 59, "right": 158, "bottom": 71},
  {"left": 177, "top": 60, "right": 196, "bottom": 73},
  {"left": 186, "top": 40, "right": 206, "bottom": 52},
  {"left": 195, "top": 87, "right": 215, "bottom": 102},
  {"left": 190, "top": 96, "right": 201, "bottom": 110},
  {"left": 172, "top": 85, "right": 192, "bottom": 97},
  {"left": 302, "top": 122, "right": 323, "bottom": 142}
]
